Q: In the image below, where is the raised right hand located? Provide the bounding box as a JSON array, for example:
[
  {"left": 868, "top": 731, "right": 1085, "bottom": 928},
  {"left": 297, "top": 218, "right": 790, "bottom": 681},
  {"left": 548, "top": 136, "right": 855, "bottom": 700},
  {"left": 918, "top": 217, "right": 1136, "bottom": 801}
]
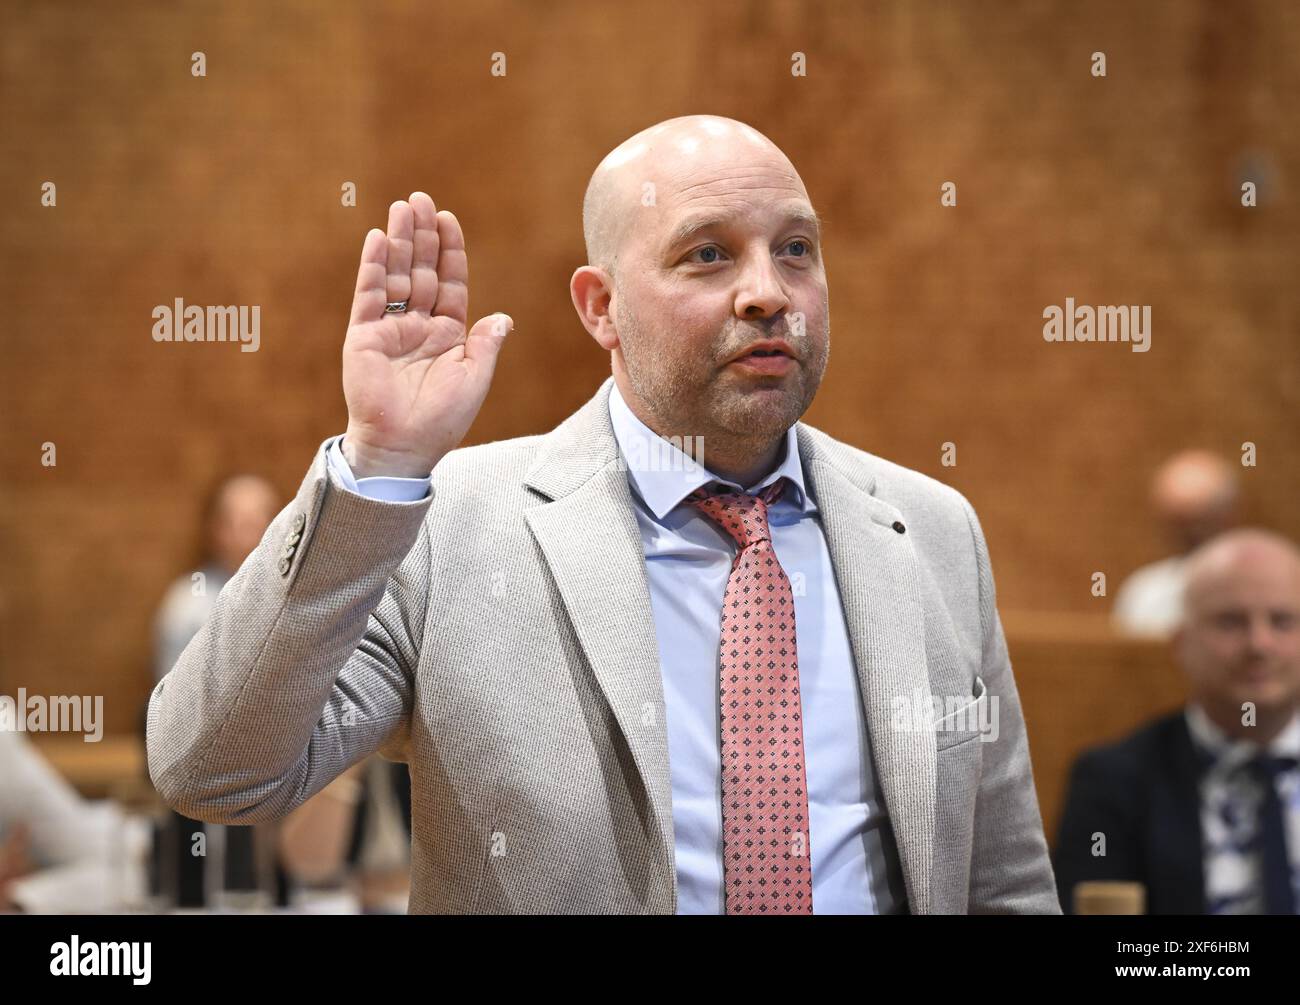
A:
[{"left": 341, "top": 192, "right": 511, "bottom": 478}]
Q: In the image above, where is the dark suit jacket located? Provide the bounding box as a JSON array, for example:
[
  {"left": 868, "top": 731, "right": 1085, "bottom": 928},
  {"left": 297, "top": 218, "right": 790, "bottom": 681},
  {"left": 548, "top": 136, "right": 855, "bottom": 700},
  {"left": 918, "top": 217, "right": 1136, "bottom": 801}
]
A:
[{"left": 1053, "top": 709, "right": 1207, "bottom": 914}]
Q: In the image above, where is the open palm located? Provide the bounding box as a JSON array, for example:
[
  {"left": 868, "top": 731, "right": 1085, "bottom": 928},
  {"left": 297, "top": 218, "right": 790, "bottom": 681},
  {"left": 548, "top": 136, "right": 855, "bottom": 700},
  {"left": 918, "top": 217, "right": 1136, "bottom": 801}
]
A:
[{"left": 342, "top": 192, "right": 511, "bottom": 477}]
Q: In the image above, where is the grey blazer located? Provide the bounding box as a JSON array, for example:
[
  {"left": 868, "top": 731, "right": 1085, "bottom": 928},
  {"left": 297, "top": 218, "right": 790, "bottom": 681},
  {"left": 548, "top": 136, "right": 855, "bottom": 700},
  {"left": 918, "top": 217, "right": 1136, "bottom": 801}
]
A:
[{"left": 147, "top": 376, "right": 1061, "bottom": 914}]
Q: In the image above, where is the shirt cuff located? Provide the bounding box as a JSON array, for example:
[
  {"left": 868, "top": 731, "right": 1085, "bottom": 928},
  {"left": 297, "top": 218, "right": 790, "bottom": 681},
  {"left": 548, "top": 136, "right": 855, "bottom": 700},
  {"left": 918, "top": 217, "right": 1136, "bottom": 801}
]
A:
[{"left": 326, "top": 436, "right": 432, "bottom": 503}]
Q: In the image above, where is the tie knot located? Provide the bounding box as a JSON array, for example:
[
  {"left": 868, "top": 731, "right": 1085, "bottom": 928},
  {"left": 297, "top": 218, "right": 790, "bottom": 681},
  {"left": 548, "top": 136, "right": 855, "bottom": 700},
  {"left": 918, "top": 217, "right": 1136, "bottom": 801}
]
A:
[{"left": 687, "top": 477, "right": 787, "bottom": 549}]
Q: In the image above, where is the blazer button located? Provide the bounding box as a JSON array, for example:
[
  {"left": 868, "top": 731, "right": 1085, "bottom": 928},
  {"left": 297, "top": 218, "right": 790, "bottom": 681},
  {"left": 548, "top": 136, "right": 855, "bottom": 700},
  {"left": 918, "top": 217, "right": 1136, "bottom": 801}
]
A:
[
  {"left": 292, "top": 513, "right": 306, "bottom": 534},
  {"left": 892, "top": 520, "right": 906, "bottom": 534},
  {"left": 278, "top": 557, "right": 292, "bottom": 576}
]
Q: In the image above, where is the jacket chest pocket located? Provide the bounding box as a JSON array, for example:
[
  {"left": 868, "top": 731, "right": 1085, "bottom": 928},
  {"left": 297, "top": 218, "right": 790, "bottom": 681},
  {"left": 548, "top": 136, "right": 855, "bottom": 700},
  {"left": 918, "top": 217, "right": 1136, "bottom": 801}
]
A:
[{"left": 934, "top": 674, "right": 989, "bottom": 753}]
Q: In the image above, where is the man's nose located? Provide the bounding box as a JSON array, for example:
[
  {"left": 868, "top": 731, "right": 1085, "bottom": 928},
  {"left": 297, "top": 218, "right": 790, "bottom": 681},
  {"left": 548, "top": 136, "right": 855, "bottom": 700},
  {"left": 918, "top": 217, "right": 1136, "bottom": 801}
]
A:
[
  {"left": 1246, "top": 616, "right": 1276, "bottom": 655},
  {"left": 735, "top": 253, "right": 790, "bottom": 318}
]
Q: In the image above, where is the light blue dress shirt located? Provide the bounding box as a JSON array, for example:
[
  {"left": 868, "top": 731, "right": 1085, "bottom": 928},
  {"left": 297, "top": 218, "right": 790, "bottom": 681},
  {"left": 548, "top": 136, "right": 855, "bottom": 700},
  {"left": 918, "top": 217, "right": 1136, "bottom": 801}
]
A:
[{"left": 327, "top": 384, "right": 906, "bottom": 913}]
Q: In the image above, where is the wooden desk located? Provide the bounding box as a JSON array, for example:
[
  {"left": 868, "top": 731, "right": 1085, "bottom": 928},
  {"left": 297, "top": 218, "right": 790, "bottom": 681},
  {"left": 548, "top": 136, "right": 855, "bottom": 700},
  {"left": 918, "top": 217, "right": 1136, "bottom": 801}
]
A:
[{"left": 27, "top": 734, "right": 150, "bottom": 803}]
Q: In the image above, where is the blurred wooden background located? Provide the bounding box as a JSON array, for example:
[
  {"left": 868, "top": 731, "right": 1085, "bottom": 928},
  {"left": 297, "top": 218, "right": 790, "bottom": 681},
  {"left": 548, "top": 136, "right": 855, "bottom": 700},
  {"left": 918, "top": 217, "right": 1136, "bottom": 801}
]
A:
[{"left": 1, "top": 0, "right": 1296, "bottom": 791}]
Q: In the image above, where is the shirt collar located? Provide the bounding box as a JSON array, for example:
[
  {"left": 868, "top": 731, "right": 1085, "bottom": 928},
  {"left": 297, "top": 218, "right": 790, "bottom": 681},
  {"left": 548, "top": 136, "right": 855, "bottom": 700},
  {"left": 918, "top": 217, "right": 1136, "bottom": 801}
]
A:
[
  {"left": 607, "top": 379, "right": 816, "bottom": 521},
  {"left": 1185, "top": 702, "right": 1300, "bottom": 765}
]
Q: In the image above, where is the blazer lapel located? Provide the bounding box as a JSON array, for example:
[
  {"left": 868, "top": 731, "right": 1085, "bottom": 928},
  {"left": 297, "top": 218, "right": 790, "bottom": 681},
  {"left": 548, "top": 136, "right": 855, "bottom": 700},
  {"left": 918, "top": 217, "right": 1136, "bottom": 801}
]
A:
[
  {"left": 798, "top": 426, "right": 937, "bottom": 914},
  {"left": 1164, "top": 715, "right": 1208, "bottom": 913},
  {"left": 522, "top": 378, "right": 677, "bottom": 909}
]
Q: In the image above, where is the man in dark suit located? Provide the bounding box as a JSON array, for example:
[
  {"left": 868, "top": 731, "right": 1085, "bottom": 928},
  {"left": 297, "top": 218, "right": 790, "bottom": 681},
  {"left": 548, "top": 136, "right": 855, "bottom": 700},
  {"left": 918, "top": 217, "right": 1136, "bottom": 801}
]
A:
[{"left": 1055, "top": 528, "right": 1300, "bottom": 914}]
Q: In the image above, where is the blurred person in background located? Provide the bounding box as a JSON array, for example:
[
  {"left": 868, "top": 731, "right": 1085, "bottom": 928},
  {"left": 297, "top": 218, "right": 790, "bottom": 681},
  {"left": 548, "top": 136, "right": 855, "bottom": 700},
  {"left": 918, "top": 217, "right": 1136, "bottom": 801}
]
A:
[
  {"left": 278, "top": 758, "right": 413, "bottom": 913},
  {"left": 151, "top": 473, "right": 280, "bottom": 906},
  {"left": 149, "top": 474, "right": 415, "bottom": 911},
  {"left": 154, "top": 473, "right": 281, "bottom": 681},
  {"left": 1056, "top": 528, "right": 1300, "bottom": 913},
  {"left": 1112, "top": 449, "right": 1241, "bottom": 638},
  {"left": 0, "top": 726, "right": 136, "bottom": 913}
]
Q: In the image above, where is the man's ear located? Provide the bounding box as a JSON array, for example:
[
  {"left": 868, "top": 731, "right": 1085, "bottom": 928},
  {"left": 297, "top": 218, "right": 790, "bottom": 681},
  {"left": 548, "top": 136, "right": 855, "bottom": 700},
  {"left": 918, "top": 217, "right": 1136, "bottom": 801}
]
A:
[{"left": 570, "top": 266, "right": 618, "bottom": 350}]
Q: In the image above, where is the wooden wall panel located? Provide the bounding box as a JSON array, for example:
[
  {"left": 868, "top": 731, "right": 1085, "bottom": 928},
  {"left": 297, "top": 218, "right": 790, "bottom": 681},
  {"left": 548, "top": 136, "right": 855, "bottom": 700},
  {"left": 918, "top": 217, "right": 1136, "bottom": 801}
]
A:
[{"left": 2, "top": 0, "right": 1296, "bottom": 734}]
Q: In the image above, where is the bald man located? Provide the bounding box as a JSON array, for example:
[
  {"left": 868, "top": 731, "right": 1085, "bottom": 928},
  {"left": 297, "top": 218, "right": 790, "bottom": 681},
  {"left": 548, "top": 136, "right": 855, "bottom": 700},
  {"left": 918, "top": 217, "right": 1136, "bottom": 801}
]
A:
[
  {"left": 147, "top": 115, "right": 1059, "bottom": 914},
  {"left": 1112, "top": 450, "right": 1242, "bottom": 638},
  {"left": 1056, "top": 528, "right": 1300, "bottom": 914}
]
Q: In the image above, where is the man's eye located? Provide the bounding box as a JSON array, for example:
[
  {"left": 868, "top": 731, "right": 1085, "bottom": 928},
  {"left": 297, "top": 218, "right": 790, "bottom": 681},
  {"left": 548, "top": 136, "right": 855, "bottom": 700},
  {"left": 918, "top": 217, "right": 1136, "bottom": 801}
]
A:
[
  {"left": 685, "top": 241, "right": 812, "bottom": 265},
  {"left": 688, "top": 246, "right": 724, "bottom": 264}
]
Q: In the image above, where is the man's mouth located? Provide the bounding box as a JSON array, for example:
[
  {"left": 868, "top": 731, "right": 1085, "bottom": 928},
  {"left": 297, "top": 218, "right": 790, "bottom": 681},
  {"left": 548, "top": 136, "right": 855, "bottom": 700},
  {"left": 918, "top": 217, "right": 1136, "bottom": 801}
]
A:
[
  {"left": 729, "top": 338, "right": 796, "bottom": 363},
  {"left": 730, "top": 350, "right": 795, "bottom": 375}
]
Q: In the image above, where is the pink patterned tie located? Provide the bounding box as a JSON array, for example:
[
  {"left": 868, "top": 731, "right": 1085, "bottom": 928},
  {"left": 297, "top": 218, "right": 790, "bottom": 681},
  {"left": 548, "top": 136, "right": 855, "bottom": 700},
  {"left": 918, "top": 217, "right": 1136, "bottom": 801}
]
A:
[{"left": 688, "top": 477, "right": 813, "bottom": 914}]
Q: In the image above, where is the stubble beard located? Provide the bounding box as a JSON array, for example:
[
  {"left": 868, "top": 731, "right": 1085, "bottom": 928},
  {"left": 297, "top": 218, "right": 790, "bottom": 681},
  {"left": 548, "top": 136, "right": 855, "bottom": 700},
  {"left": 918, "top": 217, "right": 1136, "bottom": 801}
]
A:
[{"left": 616, "top": 300, "right": 828, "bottom": 459}]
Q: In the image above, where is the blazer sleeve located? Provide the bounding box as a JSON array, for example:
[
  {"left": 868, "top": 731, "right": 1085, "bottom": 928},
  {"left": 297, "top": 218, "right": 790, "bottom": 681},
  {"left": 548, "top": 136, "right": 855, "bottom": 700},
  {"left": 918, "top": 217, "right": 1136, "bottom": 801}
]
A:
[
  {"left": 1052, "top": 748, "right": 1143, "bottom": 913},
  {"left": 960, "top": 497, "right": 1064, "bottom": 914},
  {"left": 146, "top": 440, "right": 434, "bottom": 824}
]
